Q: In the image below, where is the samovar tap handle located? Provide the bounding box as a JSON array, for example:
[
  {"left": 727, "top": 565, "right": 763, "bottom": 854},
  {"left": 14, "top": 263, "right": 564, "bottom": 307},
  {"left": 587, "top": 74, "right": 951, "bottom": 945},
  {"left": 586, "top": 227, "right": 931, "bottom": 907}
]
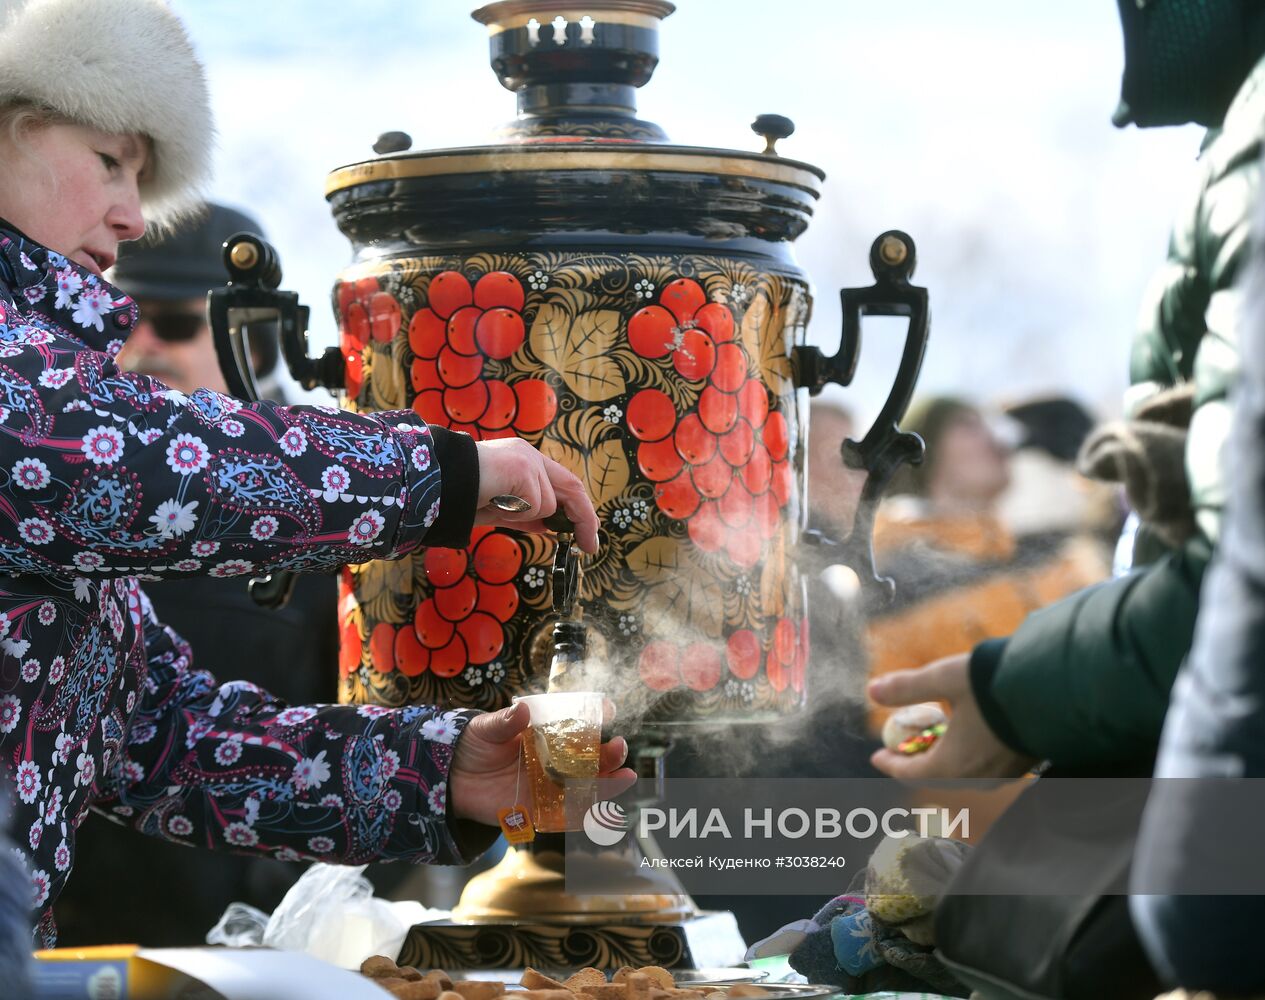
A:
[
  {"left": 794, "top": 230, "right": 930, "bottom": 609},
  {"left": 543, "top": 510, "right": 581, "bottom": 617},
  {"left": 207, "top": 233, "right": 342, "bottom": 609}
]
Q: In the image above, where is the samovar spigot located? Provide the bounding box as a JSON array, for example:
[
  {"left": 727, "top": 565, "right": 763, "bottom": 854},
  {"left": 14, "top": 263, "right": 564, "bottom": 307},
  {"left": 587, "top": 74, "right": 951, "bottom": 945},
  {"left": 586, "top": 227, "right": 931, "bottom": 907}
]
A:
[
  {"left": 542, "top": 510, "right": 587, "bottom": 692},
  {"left": 544, "top": 509, "right": 580, "bottom": 618}
]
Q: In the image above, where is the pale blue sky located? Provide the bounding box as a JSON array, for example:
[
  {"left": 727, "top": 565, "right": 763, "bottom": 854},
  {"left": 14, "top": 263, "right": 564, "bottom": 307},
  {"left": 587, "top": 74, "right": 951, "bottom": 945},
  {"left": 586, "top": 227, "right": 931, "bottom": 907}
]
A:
[{"left": 169, "top": 0, "right": 1203, "bottom": 426}]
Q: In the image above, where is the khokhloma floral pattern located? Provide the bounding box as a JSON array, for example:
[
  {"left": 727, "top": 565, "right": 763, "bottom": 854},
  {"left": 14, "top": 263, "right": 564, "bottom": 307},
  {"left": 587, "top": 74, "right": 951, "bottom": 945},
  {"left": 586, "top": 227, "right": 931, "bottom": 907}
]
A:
[{"left": 335, "top": 251, "right": 813, "bottom": 723}]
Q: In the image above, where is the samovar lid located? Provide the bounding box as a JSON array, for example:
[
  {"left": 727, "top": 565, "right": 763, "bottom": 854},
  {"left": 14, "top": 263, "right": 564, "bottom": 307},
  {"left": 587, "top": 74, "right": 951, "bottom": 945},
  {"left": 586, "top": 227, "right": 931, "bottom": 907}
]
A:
[
  {"left": 325, "top": 144, "right": 822, "bottom": 199},
  {"left": 325, "top": 1, "right": 823, "bottom": 207}
]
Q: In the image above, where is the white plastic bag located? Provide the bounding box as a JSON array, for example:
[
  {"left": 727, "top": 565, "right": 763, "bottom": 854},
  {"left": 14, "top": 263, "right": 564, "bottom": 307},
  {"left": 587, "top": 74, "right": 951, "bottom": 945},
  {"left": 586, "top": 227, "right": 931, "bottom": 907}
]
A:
[
  {"left": 206, "top": 902, "right": 270, "bottom": 948},
  {"left": 207, "top": 864, "right": 447, "bottom": 969}
]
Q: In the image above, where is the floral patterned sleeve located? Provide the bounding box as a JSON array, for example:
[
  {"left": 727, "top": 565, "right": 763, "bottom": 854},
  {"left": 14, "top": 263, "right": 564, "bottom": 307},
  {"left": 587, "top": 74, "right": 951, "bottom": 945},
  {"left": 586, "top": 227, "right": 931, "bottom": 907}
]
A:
[
  {"left": 93, "top": 593, "right": 496, "bottom": 864},
  {"left": 0, "top": 284, "right": 479, "bottom": 579},
  {"left": 0, "top": 239, "right": 500, "bottom": 944}
]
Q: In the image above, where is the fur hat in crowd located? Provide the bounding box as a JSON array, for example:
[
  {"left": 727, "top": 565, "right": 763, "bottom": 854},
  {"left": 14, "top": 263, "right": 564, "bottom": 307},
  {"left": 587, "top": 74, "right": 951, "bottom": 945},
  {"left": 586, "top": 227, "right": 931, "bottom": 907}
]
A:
[{"left": 0, "top": 0, "right": 214, "bottom": 226}]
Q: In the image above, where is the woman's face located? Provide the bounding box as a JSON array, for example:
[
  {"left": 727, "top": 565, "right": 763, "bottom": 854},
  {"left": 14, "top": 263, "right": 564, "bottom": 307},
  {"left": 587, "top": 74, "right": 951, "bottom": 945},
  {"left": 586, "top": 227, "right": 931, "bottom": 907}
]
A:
[
  {"left": 931, "top": 409, "right": 1012, "bottom": 506},
  {"left": 0, "top": 121, "right": 147, "bottom": 276}
]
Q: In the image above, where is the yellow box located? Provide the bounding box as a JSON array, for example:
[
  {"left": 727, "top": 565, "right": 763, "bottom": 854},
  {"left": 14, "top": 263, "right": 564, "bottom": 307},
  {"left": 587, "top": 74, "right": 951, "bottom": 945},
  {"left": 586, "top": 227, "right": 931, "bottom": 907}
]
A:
[{"left": 32, "top": 945, "right": 221, "bottom": 999}]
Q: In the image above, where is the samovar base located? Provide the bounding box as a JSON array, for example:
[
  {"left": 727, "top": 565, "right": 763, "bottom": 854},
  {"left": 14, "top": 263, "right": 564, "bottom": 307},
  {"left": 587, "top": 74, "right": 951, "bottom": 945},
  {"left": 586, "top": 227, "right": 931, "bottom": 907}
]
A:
[
  {"left": 398, "top": 911, "right": 746, "bottom": 972},
  {"left": 404, "top": 836, "right": 745, "bottom": 970},
  {"left": 452, "top": 836, "right": 695, "bottom": 924}
]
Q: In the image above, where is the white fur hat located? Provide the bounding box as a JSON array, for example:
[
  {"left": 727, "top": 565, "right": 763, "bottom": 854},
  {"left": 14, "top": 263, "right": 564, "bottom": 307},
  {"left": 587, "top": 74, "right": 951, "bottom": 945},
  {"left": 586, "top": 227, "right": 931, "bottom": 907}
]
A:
[{"left": 0, "top": 0, "right": 214, "bottom": 226}]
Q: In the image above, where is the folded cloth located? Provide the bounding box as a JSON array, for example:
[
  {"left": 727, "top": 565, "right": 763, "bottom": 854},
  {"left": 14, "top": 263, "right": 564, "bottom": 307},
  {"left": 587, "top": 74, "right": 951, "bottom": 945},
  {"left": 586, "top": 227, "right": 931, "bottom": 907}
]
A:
[
  {"left": 745, "top": 891, "right": 866, "bottom": 963},
  {"left": 829, "top": 906, "right": 883, "bottom": 976},
  {"left": 786, "top": 894, "right": 960, "bottom": 996}
]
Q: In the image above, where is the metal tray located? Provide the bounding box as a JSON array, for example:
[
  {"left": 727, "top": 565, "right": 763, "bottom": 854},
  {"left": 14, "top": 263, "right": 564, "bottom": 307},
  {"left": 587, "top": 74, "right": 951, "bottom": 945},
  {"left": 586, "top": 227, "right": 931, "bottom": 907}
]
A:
[
  {"left": 453, "top": 970, "right": 767, "bottom": 985},
  {"left": 680, "top": 986, "right": 843, "bottom": 1000},
  {"left": 657, "top": 969, "right": 770, "bottom": 986},
  {"left": 450, "top": 973, "right": 841, "bottom": 1000}
]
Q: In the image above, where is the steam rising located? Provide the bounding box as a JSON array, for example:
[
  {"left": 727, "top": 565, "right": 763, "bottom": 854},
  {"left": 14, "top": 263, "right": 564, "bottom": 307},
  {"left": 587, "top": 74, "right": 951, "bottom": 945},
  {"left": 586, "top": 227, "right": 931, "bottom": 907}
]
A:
[{"left": 558, "top": 562, "right": 874, "bottom": 781}]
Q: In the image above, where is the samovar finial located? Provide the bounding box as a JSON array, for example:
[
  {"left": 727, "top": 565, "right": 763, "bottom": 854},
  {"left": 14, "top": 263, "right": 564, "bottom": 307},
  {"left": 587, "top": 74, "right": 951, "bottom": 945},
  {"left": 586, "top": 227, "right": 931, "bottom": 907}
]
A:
[{"left": 471, "top": 1, "right": 677, "bottom": 141}]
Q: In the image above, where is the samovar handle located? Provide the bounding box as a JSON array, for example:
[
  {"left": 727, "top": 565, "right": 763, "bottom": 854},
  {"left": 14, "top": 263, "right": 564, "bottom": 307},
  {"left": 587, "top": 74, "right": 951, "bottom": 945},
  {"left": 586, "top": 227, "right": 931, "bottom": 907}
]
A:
[
  {"left": 209, "top": 233, "right": 344, "bottom": 399},
  {"left": 208, "top": 234, "right": 343, "bottom": 609},
  {"left": 794, "top": 230, "right": 930, "bottom": 608}
]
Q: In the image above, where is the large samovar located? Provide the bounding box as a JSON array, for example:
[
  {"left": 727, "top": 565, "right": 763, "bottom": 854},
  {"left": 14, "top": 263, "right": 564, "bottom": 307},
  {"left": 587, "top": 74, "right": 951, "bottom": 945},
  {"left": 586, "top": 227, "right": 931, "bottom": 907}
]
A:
[{"left": 213, "top": 0, "right": 928, "bottom": 971}]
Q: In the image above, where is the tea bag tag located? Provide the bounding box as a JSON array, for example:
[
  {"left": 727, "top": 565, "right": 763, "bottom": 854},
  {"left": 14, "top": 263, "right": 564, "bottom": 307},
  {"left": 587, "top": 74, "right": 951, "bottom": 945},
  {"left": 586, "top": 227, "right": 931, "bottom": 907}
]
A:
[
  {"left": 499, "top": 741, "right": 536, "bottom": 843},
  {"left": 498, "top": 804, "right": 536, "bottom": 844}
]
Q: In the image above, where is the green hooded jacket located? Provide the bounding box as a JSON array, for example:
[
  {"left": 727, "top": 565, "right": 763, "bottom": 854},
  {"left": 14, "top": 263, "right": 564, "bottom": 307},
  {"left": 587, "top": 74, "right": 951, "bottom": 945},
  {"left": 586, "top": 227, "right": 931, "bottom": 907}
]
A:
[{"left": 969, "top": 54, "right": 1265, "bottom": 770}]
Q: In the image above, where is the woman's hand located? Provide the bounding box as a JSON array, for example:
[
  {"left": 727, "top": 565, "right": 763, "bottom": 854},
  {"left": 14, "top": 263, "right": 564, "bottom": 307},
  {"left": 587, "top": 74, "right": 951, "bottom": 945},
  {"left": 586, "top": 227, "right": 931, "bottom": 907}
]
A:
[
  {"left": 868, "top": 653, "right": 1037, "bottom": 781},
  {"left": 449, "top": 701, "right": 637, "bottom": 827},
  {"left": 474, "top": 438, "right": 600, "bottom": 553}
]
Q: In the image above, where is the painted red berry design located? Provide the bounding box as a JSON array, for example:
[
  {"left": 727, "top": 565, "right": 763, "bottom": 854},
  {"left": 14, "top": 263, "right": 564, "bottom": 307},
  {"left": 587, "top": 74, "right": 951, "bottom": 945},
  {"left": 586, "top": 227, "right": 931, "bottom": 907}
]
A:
[
  {"left": 630, "top": 279, "right": 791, "bottom": 572},
  {"left": 403, "top": 270, "right": 552, "bottom": 439}
]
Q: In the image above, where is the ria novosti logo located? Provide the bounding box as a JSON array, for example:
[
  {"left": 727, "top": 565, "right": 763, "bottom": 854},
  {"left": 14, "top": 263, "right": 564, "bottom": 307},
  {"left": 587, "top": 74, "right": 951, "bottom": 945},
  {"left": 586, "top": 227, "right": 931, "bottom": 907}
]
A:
[{"left": 583, "top": 800, "right": 631, "bottom": 846}]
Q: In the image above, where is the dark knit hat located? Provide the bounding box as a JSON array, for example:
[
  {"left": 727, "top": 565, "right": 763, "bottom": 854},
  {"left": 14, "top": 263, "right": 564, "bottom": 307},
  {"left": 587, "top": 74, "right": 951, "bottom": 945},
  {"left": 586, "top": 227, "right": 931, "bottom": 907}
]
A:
[
  {"left": 1114, "top": 0, "right": 1265, "bottom": 128},
  {"left": 1002, "top": 396, "right": 1096, "bottom": 465}
]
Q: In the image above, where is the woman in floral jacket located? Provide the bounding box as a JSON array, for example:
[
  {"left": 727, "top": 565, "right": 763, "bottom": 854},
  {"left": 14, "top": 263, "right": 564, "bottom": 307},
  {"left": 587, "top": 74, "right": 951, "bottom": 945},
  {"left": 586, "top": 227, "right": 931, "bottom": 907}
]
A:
[{"left": 0, "top": 0, "right": 620, "bottom": 946}]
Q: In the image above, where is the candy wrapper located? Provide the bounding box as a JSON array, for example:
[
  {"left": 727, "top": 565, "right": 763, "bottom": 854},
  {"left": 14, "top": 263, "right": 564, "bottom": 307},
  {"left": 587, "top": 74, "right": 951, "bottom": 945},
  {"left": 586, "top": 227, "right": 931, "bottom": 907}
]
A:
[
  {"left": 881, "top": 703, "right": 948, "bottom": 755},
  {"left": 896, "top": 722, "right": 946, "bottom": 755}
]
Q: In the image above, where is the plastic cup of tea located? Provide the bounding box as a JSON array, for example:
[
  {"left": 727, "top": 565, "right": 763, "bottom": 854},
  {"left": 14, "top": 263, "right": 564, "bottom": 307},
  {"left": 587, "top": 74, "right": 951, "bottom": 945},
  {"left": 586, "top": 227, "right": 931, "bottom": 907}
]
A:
[{"left": 512, "top": 691, "right": 603, "bottom": 833}]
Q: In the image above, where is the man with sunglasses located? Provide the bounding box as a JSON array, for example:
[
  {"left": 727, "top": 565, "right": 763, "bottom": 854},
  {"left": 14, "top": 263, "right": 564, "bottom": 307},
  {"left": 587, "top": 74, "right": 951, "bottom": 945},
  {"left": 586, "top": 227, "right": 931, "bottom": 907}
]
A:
[{"left": 54, "top": 204, "right": 340, "bottom": 946}]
